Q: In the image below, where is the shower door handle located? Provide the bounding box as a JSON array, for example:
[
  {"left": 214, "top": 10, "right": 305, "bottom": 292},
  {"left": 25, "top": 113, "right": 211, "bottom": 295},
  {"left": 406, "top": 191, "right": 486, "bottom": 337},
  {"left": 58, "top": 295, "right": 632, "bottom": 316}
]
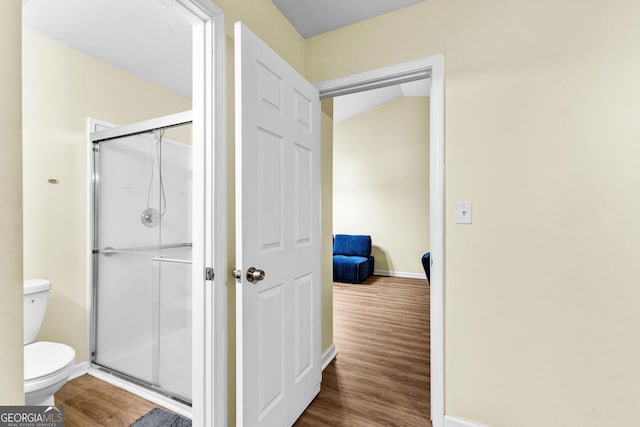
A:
[{"left": 246, "top": 267, "right": 265, "bottom": 283}]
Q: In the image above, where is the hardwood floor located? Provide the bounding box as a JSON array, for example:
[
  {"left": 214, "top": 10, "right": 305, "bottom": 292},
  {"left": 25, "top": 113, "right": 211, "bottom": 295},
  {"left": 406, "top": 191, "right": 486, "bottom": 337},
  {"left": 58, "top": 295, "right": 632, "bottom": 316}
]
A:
[
  {"left": 55, "top": 374, "right": 157, "bottom": 426},
  {"left": 295, "top": 275, "right": 431, "bottom": 427},
  {"left": 56, "top": 275, "right": 430, "bottom": 426}
]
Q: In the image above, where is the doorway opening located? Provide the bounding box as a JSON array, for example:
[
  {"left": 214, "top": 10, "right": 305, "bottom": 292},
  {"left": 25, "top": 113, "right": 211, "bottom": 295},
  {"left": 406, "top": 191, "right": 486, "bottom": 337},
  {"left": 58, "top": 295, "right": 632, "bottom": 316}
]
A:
[
  {"left": 315, "top": 54, "right": 445, "bottom": 427},
  {"left": 21, "top": 0, "right": 225, "bottom": 425},
  {"left": 332, "top": 79, "right": 430, "bottom": 278}
]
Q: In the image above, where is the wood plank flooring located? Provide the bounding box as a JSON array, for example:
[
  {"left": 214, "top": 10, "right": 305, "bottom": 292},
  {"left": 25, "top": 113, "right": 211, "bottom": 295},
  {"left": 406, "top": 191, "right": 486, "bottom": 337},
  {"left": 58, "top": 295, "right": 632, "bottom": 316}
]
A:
[
  {"left": 295, "top": 275, "right": 431, "bottom": 427},
  {"left": 55, "top": 275, "right": 430, "bottom": 426},
  {"left": 55, "top": 374, "right": 157, "bottom": 426}
]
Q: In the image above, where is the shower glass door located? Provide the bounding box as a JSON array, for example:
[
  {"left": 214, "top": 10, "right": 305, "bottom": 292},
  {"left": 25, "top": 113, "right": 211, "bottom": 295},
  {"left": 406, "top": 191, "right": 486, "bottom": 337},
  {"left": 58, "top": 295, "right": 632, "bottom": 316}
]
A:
[{"left": 92, "top": 119, "right": 192, "bottom": 403}]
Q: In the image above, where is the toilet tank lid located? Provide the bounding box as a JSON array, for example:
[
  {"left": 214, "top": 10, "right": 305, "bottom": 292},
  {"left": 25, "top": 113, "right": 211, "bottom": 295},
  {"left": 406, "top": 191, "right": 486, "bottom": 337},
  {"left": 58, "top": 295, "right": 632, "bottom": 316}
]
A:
[{"left": 24, "top": 279, "right": 51, "bottom": 295}]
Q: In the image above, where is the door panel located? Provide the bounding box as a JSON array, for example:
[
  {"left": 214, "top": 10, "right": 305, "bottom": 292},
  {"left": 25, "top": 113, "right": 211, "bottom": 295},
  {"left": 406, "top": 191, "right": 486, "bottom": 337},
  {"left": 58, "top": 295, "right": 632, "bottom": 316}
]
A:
[
  {"left": 257, "top": 285, "right": 286, "bottom": 416},
  {"left": 235, "top": 21, "right": 321, "bottom": 427},
  {"left": 256, "top": 129, "right": 284, "bottom": 251},
  {"left": 294, "top": 274, "right": 313, "bottom": 382},
  {"left": 293, "top": 144, "right": 312, "bottom": 245}
]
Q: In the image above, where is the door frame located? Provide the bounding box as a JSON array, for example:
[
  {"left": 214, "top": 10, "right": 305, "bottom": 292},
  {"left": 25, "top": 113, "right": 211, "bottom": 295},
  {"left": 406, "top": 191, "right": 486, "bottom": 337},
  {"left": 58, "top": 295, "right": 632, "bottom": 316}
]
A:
[
  {"left": 315, "top": 54, "right": 445, "bottom": 427},
  {"left": 84, "top": 1, "right": 227, "bottom": 426},
  {"left": 171, "top": 1, "right": 227, "bottom": 425}
]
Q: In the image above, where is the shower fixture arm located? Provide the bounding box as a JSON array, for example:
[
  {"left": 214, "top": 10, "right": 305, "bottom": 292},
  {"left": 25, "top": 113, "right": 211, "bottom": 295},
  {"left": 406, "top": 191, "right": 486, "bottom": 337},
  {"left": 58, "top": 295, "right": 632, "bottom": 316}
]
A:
[{"left": 142, "top": 129, "right": 167, "bottom": 227}]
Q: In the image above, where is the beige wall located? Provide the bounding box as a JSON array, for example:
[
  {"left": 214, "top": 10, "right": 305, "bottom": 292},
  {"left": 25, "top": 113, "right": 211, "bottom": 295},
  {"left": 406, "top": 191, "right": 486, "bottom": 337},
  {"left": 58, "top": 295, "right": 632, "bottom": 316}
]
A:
[
  {"left": 224, "top": 33, "right": 238, "bottom": 426},
  {"left": 333, "top": 96, "right": 429, "bottom": 275},
  {"left": 0, "top": 0, "right": 24, "bottom": 405},
  {"left": 22, "top": 29, "right": 191, "bottom": 362},
  {"left": 306, "top": 0, "right": 640, "bottom": 425}
]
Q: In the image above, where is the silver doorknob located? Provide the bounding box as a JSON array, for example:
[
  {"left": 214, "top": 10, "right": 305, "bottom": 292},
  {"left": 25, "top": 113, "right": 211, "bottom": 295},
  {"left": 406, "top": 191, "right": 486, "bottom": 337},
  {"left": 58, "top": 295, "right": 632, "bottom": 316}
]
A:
[{"left": 246, "top": 267, "right": 266, "bottom": 283}]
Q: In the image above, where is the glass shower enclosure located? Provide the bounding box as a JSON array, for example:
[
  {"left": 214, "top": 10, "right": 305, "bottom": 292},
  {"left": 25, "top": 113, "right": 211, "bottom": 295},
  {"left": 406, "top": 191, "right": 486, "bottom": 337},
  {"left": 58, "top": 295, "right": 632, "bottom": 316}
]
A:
[{"left": 91, "top": 113, "right": 193, "bottom": 404}]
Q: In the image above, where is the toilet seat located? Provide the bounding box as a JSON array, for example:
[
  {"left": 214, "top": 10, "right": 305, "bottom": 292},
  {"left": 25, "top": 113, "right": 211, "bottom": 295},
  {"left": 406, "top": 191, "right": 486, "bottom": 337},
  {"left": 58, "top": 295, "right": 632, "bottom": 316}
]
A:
[{"left": 24, "top": 341, "right": 75, "bottom": 393}]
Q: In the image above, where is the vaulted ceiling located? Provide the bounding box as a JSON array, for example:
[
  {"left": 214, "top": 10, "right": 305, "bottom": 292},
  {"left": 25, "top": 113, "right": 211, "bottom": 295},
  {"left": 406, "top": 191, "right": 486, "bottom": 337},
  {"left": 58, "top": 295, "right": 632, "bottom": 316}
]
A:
[{"left": 22, "top": 0, "right": 430, "bottom": 116}]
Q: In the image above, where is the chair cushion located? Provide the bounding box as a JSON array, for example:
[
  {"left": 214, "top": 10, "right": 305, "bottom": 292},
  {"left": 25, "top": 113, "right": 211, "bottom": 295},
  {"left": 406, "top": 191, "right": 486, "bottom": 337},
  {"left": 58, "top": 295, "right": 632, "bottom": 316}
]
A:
[
  {"left": 334, "top": 255, "right": 369, "bottom": 266},
  {"left": 333, "top": 234, "right": 372, "bottom": 257},
  {"left": 333, "top": 255, "right": 374, "bottom": 283}
]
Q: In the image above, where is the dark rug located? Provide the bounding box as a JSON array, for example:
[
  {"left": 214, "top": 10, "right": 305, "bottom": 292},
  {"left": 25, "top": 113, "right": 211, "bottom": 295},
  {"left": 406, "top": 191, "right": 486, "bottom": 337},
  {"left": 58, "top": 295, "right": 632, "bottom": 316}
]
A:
[{"left": 131, "top": 407, "right": 192, "bottom": 427}]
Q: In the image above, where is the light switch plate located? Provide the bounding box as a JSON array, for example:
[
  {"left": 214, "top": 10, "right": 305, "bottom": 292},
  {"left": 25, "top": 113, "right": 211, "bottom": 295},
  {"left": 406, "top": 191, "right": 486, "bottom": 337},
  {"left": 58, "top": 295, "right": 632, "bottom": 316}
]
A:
[{"left": 456, "top": 201, "right": 472, "bottom": 224}]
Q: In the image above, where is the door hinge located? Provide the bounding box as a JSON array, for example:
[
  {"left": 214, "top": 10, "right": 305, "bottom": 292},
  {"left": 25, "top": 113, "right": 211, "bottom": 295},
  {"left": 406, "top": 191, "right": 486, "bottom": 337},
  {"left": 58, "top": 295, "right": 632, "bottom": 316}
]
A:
[{"left": 205, "top": 267, "right": 214, "bottom": 281}]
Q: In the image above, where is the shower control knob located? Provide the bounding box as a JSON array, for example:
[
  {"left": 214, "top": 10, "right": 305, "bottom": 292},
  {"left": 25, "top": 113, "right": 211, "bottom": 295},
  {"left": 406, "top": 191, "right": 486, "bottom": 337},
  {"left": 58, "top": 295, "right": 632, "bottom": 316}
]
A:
[{"left": 246, "top": 267, "right": 266, "bottom": 283}]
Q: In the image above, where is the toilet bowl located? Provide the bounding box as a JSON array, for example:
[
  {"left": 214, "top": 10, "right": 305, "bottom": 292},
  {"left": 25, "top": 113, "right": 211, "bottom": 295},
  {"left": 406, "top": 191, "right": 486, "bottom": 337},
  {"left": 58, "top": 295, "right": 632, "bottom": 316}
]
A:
[
  {"left": 24, "top": 342, "right": 75, "bottom": 406},
  {"left": 24, "top": 279, "right": 76, "bottom": 406}
]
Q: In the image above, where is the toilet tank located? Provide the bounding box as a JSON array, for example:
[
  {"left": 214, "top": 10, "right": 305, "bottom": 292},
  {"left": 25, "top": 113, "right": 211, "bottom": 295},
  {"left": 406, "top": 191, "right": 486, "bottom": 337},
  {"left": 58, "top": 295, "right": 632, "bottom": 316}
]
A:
[{"left": 23, "top": 279, "right": 51, "bottom": 345}]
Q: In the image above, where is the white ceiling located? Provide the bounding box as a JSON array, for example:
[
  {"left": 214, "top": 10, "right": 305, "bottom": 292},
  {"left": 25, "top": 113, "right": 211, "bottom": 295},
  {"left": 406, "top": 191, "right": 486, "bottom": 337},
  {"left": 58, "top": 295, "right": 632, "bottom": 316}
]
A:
[
  {"left": 22, "top": 0, "right": 429, "bottom": 115},
  {"left": 272, "top": 0, "right": 427, "bottom": 38},
  {"left": 22, "top": 0, "right": 193, "bottom": 98}
]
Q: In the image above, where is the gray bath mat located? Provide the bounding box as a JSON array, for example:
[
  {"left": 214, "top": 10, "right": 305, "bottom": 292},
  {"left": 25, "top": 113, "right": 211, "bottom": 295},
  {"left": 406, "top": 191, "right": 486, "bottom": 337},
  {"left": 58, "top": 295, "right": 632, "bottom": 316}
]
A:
[{"left": 131, "top": 407, "right": 192, "bottom": 427}]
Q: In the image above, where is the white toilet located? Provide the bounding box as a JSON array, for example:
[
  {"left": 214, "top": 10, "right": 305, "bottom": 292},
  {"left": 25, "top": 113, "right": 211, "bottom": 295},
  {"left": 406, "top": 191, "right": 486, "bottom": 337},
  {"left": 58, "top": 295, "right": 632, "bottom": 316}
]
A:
[{"left": 24, "top": 279, "right": 76, "bottom": 406}]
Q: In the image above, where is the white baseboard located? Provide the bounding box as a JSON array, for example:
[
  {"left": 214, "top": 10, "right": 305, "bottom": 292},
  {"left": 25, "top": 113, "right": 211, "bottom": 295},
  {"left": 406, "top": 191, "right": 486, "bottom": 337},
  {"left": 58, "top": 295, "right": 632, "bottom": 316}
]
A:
[
  {"left": 88, "top": 367, "right": 192, "bottom": 419},
  {"left": 70, "top": 361, "right": 89, "bottom": 380},
  {"left": 321, "top": 344, "right": 336, "bottom": 371},
  {"left": 374, "top": 270, "right": 426, "bottom": 280},
  {"left": 444, "top": 415, "right": 488, "bottom": 427}
]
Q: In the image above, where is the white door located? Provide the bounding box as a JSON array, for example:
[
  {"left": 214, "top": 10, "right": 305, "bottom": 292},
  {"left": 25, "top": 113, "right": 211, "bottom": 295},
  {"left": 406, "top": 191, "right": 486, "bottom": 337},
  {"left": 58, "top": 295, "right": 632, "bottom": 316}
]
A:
[{"left": 234, "top": 22, "right": 322, "bottom": 427}]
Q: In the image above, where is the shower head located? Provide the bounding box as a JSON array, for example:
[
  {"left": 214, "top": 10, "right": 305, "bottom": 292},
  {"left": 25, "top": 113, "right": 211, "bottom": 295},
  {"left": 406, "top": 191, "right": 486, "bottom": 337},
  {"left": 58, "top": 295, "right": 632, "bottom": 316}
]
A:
[{"left": 141, "top": 207, "right": 160, "bottom": 228}]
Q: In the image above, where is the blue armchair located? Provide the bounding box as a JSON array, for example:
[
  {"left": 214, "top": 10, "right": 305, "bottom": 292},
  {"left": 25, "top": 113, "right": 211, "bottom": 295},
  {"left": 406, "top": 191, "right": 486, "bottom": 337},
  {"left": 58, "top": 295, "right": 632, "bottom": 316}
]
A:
[
  {"left": 421, "top": 252, "right": 430, "bottom": 282},
  {"left": 333, "top": 234, "right": 375, "bottom": 283}
]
